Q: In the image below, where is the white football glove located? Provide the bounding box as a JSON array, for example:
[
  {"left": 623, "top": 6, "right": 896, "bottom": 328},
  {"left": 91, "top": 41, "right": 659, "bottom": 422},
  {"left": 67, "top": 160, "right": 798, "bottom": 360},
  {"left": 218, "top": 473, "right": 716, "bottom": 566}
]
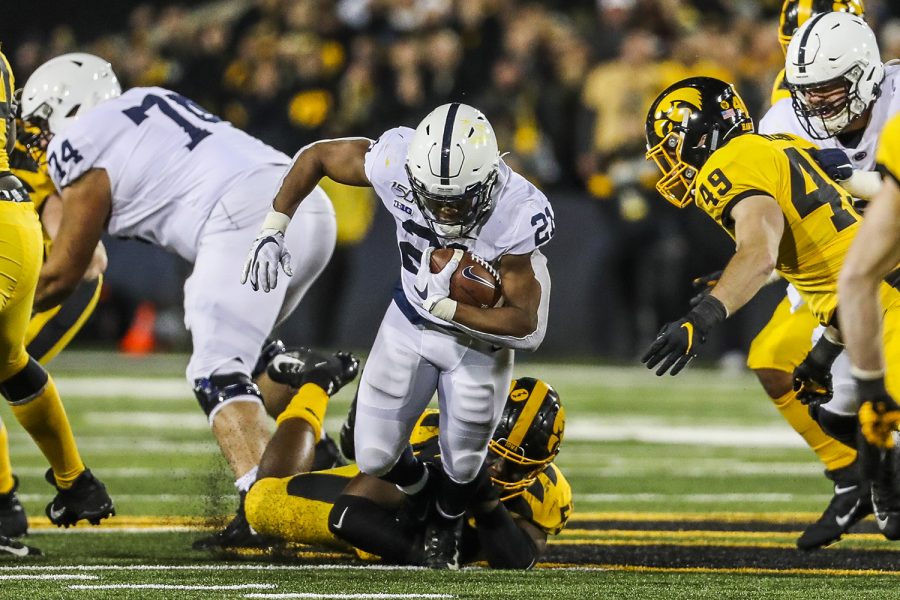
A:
[
  {"left": 414, "top": 247, "right": 461, "bottom": 321},
  {"left": 241, "top": 211, "right": 293, "bottom": 292}
]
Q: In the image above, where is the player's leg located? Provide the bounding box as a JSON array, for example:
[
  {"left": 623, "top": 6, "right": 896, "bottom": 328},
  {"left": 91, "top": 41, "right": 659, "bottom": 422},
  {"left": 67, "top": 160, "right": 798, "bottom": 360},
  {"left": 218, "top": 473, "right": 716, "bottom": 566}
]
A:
[
  {"left": 0, "top": 204, "right": 112, "bottom": 529},
  {"left": 423, "top": 343, "right": 513, "bottom": 569},
  {"left": 748, "top": 296, "right": 864, "bottom": 550},
  {"left": 25, "top": 275, "right": 103, "bottom": 364},
  {"left": 865, "top": 284, "right": 900, "bottom": 540}
]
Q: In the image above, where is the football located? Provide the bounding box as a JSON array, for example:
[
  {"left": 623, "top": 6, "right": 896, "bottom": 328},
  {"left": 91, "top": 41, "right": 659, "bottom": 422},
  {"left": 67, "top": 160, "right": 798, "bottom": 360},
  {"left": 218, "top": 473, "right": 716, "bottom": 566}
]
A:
[{"left": 430, "top": 248, "right": 503, "bottom": 308}]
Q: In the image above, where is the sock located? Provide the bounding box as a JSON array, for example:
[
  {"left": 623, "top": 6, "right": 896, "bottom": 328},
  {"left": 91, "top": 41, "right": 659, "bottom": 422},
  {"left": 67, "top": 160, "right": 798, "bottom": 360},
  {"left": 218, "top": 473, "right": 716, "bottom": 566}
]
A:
[
  {"left": 0, "top": 419, "right": 13, "bottom": 495},
  {"left": 275, "top": 383, "right": 329, "bottom": 441},
  {"left": 10, "top": 374, "right": 85, "bottom": 489},
  {"left": 772, "top": 389, "right": 857, "bottom": 471},
  {"left": 381, "top": 446, "right": 426, "bottom": 488},
  {"left": 235, "top": 466, "right": 259, "bottom": 493}
]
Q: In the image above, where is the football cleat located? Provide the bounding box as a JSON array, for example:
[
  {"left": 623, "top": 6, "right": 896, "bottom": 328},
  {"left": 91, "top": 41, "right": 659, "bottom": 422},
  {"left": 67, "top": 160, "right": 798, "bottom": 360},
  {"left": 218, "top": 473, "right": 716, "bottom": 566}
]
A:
[
  {"left": 0, "top": 534, "right": 41, "bottom": 557},
  {"left": 45, "top": 468, "right": 115, "bottom": 528},
  {"left": 338, "top": 393, "right": 359, "bottom": 461},
  {"left": 267, "top": 348, "right": 359, "bottom": 396},
  {"left": 0, "top": 475, "right": 28, "bottom": 538},
  {"left": 867, "top": 438, "right": 900, "bottom": 541},
  {"left": 796, "top": 463, "right": 872, "bottom": 551},
  {"left": 422, "top": 510, "right": 463, "bottom": 570},
  {"left": 192, "top": 493, "right": 275, "bottom": 550},
  {"left": 311, "top": 433, "right": 348, "bottom": 471}
]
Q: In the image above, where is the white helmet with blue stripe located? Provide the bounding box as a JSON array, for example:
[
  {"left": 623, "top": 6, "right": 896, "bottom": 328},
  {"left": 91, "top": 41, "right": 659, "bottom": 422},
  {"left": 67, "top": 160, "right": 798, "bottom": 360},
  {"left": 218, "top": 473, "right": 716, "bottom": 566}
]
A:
[{"left": 405, "top": 103, "right": 500, "bottom": 238}]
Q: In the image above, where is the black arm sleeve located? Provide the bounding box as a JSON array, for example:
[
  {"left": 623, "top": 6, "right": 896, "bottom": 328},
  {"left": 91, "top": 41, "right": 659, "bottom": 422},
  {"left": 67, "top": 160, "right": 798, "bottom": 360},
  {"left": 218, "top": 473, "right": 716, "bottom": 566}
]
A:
[
  {"left": 328, "top": 495, "right": 420, "bottom": 565},
  {"left": 473, "top": 503, "right": 539, "bottom": 569}
]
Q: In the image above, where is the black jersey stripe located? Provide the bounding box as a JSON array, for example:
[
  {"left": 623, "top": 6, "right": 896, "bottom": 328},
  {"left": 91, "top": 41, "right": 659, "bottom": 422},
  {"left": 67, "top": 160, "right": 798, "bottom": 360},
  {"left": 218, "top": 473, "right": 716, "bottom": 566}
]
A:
[{"left": 440, "top": 103, "right": 461, "bottom": 185}]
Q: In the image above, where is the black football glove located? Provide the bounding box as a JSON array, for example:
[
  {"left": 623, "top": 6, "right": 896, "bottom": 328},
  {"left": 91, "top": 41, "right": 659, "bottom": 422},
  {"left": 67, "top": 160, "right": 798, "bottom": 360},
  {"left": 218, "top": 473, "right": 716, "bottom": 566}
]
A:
[
  {"left": 808, "top": 148, "right": 853, "bottom": 182},
  {"left": 641, "top": 295, "right": 727, "bottom": 376},
  {"left": 689, "top": 270, "right": 723, "bottom": 307},
  {"left": 857, "top": 376, "right": 900, "bottom": 450},
  {"left": 792, "top": 333, "right": 844, "bottom": 406}
]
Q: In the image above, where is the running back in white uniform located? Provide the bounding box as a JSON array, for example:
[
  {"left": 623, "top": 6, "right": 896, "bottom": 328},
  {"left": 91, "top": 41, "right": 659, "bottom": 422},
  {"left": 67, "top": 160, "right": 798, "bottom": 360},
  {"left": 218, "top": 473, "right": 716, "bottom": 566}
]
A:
[
  {"left": 355, "top": 126, "right": 554, "bottom": 485},
  {"left": 758, "top": 62, "right": 900, "bottom": 415},
  {"left": 45, "top": 86, "right": 336, "bottom": 385}
]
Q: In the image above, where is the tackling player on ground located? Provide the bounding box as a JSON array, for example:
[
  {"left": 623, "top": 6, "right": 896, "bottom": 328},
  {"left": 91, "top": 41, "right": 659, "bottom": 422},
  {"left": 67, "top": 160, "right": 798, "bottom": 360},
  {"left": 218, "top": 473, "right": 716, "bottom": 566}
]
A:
[
  {"left": 0, "top": 49, "right": 114, "bottom": 558},
  {"left": 243, "top": 103, "right": 553, "bottom": 568},
  {"left": 641, "top": 75, "right": 900, "bottom": 541},
  {"left": 242, "top": 348, "right": 571, "bottom": 568}
]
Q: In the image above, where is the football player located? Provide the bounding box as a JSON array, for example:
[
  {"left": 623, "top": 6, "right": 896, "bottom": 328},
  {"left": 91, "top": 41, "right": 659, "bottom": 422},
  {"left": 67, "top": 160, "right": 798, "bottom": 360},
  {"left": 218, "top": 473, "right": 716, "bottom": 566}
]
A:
[
  {"left": 245, "top": 351, "right": 571, "bottom": 569},
  {"left": 243, "top": 103, "right": 553, "bottom": 568},
  {"left": 694, "top": 5, "right": 887, "bottom": 551},
  {"left": 18, "top": 53, "right": 338, "bottom": 548},
  {"left": 641, "top": 75, "right": 900, "bottom": 540},
  {"left": 0, "top": 50, "right": 113, "bottom": 555},
  {"left": 838, "top": 114, "right": 900, "bottom": 454}
]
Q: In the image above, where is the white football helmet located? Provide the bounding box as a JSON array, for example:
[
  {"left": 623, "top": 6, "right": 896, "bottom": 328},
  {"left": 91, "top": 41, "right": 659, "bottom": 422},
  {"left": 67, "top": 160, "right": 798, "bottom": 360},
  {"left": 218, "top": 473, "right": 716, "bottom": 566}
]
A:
[
  {"left": 784, "top": 12, "right": 883, "bottom": 139},
  {"left": 405, "top": 103, "right": 500, "bottom": 238},
  {"left": 20, "top": 53, "right": 121, "bottom": 137}
]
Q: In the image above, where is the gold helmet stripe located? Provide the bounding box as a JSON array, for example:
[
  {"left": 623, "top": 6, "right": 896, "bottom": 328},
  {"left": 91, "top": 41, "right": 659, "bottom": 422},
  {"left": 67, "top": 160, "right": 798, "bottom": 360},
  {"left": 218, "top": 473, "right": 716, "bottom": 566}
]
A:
[{"left": 506, "top": 379, "right": 550, "bottom": 449}]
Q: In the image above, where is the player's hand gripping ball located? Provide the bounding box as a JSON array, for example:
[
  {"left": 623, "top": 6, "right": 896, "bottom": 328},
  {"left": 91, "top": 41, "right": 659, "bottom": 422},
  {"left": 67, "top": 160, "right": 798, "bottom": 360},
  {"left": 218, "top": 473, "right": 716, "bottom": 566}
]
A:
[{"left": 429, "top": 248, "right": 503, "bottom": 308}]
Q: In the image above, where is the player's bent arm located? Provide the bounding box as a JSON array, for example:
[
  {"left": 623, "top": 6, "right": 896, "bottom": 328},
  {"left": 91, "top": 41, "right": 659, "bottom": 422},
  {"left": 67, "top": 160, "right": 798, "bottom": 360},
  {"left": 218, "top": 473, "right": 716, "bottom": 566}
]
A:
[
  {"left": 838, "top": 176, "right": 900, "bottom": 372},
  {"left": 472, "top": 502, "right": 545, "bottom": 569},
  {"left": 452, "top": 251, "right": 549, "bottom": 351},
  {"left": 40, "top": 193, "right": 108, "bottom": 282},
  {"left": 710, "top": 195, "right": 785, "bottom": 316},
  {"left": 272, "top": 138, "right": 372, "bottom": 218},
  {"left": 35, "top": 169, "right": 111, "bottom": 312}
]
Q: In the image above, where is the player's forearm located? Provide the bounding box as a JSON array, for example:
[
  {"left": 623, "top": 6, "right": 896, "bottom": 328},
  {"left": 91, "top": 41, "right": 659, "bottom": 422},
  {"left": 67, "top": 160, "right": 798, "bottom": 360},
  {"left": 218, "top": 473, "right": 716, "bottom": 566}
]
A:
[
  {"left": 35, "top": 265, "right": 80, "bottom": 312},
  {"left": 272, "top": 145, "right": 328, "bottom": 218},
  {"left": 837, "top": 279, "right": 884, "bottom": 373},
  {"left": 473, "top": 504, "right": 540, "bottom": 569},
  {"left": 711, "top": 246, "right": 776, "bottom": 316},
  {"left": 453, "top": 304, "right": 536, "bottom": 339}
]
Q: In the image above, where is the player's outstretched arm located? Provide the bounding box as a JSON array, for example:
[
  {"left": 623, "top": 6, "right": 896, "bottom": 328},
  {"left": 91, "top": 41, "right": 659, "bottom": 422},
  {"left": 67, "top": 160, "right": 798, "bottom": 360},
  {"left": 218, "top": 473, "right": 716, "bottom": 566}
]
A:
[
  {"left": 839, "top": 175, "right": 900, "bottom": 374},
  {"left": 242, "top": 138, "right": 372, "bottom": 292},
  {"left": 35, "top": 169, "right": 111, "bottom": 312}
]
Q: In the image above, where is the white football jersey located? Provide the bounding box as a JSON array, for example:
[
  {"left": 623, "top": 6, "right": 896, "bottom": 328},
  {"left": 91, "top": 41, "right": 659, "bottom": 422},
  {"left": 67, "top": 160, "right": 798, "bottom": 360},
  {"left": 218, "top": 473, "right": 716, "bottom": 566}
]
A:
[
  {"left": 759, "top": 63, "right": 900, "bottom": 170},
  {"left": 46, "top": 87, "right": 290, "bottom": 261},
  {"left": 364, "top": 126, "right": 554, "bottom": 326}
]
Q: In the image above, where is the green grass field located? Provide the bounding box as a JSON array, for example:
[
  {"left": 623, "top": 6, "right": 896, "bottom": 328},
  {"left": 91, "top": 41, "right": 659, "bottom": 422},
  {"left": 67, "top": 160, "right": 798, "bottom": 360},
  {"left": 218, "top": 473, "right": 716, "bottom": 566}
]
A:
[{"left": 3, "top": 351, "right": 900, "bottom": 599}]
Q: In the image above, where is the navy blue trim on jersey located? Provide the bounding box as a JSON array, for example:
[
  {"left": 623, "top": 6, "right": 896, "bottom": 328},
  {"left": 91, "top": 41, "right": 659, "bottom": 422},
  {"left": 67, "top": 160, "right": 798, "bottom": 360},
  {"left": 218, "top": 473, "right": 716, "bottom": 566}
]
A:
[{"left": 440, "top": 103, "right": 461, "bottom": 185}]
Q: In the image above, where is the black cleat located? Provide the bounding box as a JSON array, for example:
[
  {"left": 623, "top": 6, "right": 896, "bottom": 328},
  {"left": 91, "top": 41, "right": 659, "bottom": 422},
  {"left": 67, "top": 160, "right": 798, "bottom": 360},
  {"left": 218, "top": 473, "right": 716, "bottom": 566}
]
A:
[
  {"left": 267, "top": 348, "right": 359, "bottom": 395},
  {"left": 192, "top": 493, "right": 274, "bottom": 550},
  {"left": 422, "top": 509, "right": 463, "bottom": 570},
  {"left": 0, "top": 475, "right": 28, "bottom": 538},
  {"left": 0, "top": 534, "right": 41, "bottom": 557},
  {"left": 338, "top": 393, "right": 359, "bottom": 461},
  {"left": 45, "top": 468, "right": 115, "bottom": 528},
  {"left": 867, "top": 440, "right": 900, "bottom": 541},
  {"left": 796, "top": 463, "right": 872, "bottom": 551},
  {"left": 252, "top": 339, "right": 287, "bottom": 379}
]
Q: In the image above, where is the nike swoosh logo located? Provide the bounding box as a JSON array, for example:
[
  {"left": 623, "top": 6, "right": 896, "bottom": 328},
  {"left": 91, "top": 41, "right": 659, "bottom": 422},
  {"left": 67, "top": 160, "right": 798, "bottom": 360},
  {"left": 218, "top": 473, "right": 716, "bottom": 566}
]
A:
[
  {"left": 332, "top": 507, "right": 348, "bottom": 530},
  {"left": 877, "top": 512, "right": 891, "bottom": 530},
  {"left": 835, "top": 498, "right": 862, "bottom": 528},
  {"left": 0, "top": 542, "right": 29, "bottom": 557},
  {"left": 49, "top": 505, "right": 66, "bottom": 521},
  {"left": 461, "top": 266, "right": 495, "bottom": 288},
  {"left": 414, "top": 284, "right": 428, "bottom": 300},
  {"left": 834, "top": 484, "right": 858, "bottom": 495}
]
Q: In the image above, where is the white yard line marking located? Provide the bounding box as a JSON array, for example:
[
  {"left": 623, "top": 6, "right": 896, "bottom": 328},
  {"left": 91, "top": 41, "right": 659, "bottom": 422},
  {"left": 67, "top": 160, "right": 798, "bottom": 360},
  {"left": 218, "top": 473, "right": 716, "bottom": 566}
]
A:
[
  {"left": 31, "top": 526, "right": 202, "bottom": 534},
  {"left": 244, "top": 595, "right": 454, "bottom": 599},
  {"left": 9, "top": 436, "right": 217, "bottom": 454},
  {"left": 575, "top": 493, "right": 821, "bottom": 503},
  {"left": 70, "top": 584, "right": 277, "bottom": 591},
  {"left": 0, "top": 564, "right": 424, "bottom": 572},
  {"left": 12, "top": 467, "right": 199, "bottom": 478},
  {"left": 566, "top": 419, "right": 805, "bottom": 447},
  {"left": 54, "top": 377, "right": 189, "bottom": 400},
  {"left": 0, "top": 574, "right": 98, "bottom": 580},
  {"left": 19, "top": 493, "right": 236, "bottom": 503},
  {"left": 83, "top": 412, "right": 208, "bottom": 429}
]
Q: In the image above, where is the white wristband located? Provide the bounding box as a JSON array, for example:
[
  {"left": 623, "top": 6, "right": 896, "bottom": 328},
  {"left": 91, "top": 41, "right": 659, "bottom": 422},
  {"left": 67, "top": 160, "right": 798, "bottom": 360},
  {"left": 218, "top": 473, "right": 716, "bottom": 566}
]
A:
[
  {"left": 262, "top": 210, "right": 292, "bottom": 233},
  {"left": 429, "top": 298, "right": 458, "bottom": 321},
  {"left": 843, "top": 170, "right": 883, "bottom": 201},
  {"left": 851, "top": 366, "right": 885, "bottom": 380}
]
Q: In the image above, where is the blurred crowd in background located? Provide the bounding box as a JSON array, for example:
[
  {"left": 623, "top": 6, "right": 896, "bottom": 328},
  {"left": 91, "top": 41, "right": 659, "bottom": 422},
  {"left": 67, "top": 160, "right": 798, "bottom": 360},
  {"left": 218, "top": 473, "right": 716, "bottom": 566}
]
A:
[{"left": 5, "top": 0, "right": 900, "bottom": 361}]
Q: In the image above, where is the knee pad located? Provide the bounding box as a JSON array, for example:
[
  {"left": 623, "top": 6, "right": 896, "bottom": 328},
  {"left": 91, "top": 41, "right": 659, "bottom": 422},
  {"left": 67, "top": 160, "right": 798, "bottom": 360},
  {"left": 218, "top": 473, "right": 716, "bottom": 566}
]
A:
[
  {"left": 0, "top": 357, "right": 49, "bottom": 405},
  {"left": 193, "top": 372, "right": 262, "bottom": 422},
  {"left": 251, "top": 339, "right": 286, "bottom": 380},
  {"left": 810, "top": 405, "right": 858, "bottom": 448}
]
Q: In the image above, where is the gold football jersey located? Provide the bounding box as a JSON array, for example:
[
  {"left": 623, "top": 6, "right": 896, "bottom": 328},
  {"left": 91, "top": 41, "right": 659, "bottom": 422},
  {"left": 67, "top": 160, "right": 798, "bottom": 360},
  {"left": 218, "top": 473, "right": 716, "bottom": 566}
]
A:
[
  {"left": 0, "top": 50, "right": 14, "bottom": 172},
  {"left": 877, "top": 111, "right": 900, "bottom": 187},
  {"left": 694, "top": 133, "right": 861, "bottom": 325}
]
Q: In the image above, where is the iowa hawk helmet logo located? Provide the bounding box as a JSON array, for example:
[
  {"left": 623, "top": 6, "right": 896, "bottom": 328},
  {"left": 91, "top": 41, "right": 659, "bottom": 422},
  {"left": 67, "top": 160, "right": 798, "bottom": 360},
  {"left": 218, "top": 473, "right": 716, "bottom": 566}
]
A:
[{"left": 652, "top": 87, "right": 703, "bottom": 141}]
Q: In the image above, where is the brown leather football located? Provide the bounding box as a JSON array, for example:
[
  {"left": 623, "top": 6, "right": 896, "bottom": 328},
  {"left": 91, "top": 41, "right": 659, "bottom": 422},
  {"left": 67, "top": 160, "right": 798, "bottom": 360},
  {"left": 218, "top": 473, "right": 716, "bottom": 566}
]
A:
[{"left": 430, "top": 248, "right": 502, "bottom": 308}]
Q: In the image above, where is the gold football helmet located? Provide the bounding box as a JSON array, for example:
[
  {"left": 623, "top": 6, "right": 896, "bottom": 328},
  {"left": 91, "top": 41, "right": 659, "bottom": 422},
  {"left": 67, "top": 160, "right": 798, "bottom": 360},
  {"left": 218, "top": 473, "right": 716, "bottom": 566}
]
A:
[{"left": 778, "top": 0, "right": 865, "bottom": 55}]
